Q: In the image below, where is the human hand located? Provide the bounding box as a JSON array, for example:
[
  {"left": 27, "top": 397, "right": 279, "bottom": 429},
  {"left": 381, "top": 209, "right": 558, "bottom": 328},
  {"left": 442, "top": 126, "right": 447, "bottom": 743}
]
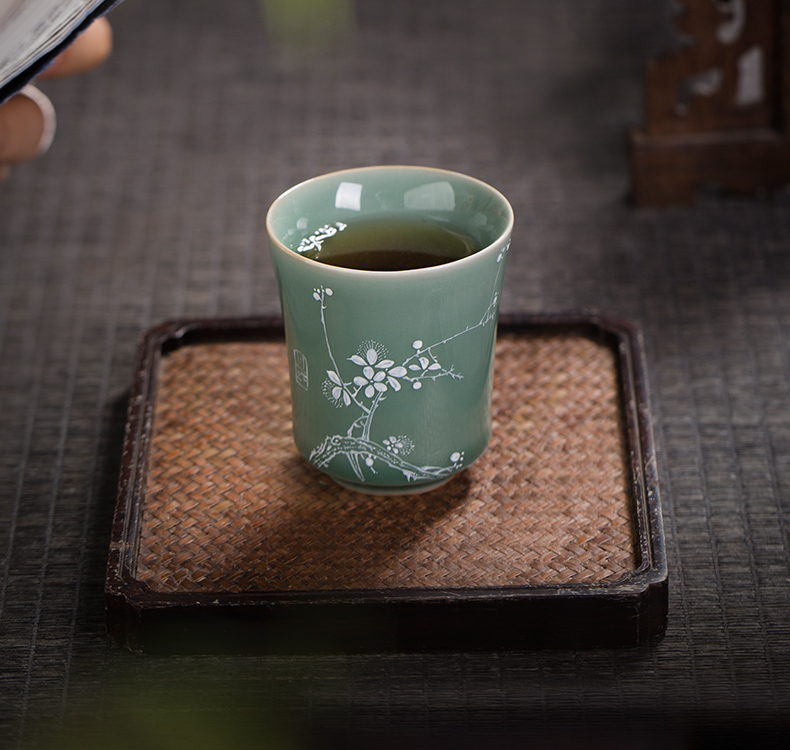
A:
[{"left": 0, "top": 17, "right": 112, "bottom": 181}]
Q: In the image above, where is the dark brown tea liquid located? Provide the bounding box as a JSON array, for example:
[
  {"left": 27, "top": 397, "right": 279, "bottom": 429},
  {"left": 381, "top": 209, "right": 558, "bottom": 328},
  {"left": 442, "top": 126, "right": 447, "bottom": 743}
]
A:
[{"left": 306, "top": 217, "right": 482, "bottom": 271}]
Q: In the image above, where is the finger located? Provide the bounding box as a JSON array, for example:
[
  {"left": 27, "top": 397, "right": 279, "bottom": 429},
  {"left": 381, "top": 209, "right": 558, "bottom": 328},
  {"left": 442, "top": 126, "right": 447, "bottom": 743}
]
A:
[
  {"left": 38, "top": 17, "right": 113, "bottom": 80},
  {"left": 0, "top": 86, "right": 56, "bottom": 164},
  {"left": 0, "top": 164, "right": 11, "bottom": 182}
]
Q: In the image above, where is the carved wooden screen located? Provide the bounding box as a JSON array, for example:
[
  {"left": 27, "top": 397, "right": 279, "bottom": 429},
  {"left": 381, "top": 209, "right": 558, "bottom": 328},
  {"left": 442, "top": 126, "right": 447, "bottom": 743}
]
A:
[{"left": 629, "top": 0, "right": 790, "bottom": 205}]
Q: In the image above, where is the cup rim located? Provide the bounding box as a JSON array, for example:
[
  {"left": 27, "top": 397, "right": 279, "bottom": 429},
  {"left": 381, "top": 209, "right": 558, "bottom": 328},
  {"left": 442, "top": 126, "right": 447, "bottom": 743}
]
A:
[{"left": 266, "top": 165, "right": 514, "bottom": 277}]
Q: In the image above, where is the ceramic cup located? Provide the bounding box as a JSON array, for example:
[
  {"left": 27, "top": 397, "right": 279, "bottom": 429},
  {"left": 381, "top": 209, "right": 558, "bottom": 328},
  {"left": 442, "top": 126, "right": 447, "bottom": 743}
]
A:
[{"left": 267, "top": 166, "right": 513, "bottom": 494}]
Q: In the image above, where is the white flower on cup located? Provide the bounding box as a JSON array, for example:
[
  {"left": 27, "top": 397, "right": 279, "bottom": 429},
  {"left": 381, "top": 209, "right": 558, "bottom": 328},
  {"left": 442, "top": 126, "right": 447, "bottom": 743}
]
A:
[
  {"left": 322, "top": 372, "right": 351, "bottom": 407},
  {"left": 313, "top": 286, "right": 333, "bottom": 301},
  {"left": 349, "top": 343, "right": 407, "bottom": 398},
  {"left": 383, "top": 436, "right": 414, "bottom": 456}
]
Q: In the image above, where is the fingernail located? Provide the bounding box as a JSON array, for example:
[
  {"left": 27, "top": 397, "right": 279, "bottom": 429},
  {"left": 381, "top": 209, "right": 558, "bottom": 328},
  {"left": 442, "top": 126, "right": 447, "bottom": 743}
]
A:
[{"left": 19, "top": 85, "right": 57, "bottom": 156}]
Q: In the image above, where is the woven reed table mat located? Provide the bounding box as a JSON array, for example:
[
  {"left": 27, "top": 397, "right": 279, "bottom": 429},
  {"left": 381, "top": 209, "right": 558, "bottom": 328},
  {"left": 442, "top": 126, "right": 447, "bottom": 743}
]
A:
[{"left": 135, "top": 330, "right": 636, "bottom": 594}]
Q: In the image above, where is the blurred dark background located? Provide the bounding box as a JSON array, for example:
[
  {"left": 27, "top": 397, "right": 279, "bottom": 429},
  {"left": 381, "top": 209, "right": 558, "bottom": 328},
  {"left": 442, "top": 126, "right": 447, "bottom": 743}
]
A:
[{"left": 1, "top": 1, "right": 789, "bottom": 747}]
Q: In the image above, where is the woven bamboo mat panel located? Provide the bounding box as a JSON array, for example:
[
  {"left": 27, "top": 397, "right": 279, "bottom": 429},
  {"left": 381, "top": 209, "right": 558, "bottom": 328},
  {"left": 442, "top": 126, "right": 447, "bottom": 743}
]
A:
[{"left": 136, "top": 332, "right": 636, "bottom": 593}]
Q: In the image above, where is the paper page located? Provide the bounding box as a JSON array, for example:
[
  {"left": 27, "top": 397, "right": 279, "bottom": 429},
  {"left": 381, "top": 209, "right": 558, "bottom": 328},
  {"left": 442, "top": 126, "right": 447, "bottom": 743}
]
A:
[{"left": 0, "top": 0, "right": 107, "bottom": 88}]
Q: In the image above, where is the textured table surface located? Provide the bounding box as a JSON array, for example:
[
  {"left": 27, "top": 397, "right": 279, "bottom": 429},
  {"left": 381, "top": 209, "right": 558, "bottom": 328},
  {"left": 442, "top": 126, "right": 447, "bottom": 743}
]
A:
[{"left": 1, "top": 0, "right": 789, "bottom": 747}]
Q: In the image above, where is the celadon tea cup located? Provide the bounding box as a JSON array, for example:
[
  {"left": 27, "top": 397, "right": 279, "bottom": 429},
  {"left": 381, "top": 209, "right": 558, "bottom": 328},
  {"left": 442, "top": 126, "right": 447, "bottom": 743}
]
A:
[{"left": 267, "top": 166, "right": 513, "bottom": 494}]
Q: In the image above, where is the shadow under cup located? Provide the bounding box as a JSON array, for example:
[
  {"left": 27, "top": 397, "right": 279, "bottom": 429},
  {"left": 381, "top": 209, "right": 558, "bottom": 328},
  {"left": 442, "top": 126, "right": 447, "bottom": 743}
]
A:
[{"left": 267, "top": 166, "right": 514, "bottom": 495}]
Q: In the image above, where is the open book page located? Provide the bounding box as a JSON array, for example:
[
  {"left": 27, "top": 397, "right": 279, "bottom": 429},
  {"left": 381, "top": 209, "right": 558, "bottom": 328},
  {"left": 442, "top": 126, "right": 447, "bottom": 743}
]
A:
[{"left": 0, "top": 0, "right": 115, "bottom": 98}]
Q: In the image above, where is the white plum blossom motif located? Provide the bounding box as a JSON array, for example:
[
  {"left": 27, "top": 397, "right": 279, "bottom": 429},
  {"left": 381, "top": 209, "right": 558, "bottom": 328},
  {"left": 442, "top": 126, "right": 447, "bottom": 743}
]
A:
[
  {"left": 307, "top": 238, "right": 508, "bottom": 486},
  {"left": 497, "top": 239, "right": 511, "bottom": 263},
  {"left": 383, "top": 436, "right": 414, "bottom": 456},
  {"left": 322, "top": 372, "right": 351, "bottom": 407},
  {"left": 299, "top": 223, "right": 348, "bottom": 255},
  {"left": 407, "top": 342, "right": 444, "bottom": 390},
  {"left": 350, "top": 343, "right": 408, "bottom": 397}
]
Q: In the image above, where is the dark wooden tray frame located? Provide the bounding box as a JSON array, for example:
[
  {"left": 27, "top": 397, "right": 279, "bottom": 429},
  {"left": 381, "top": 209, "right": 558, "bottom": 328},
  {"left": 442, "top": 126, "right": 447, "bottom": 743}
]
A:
[{"left": 105, "top": 313, "right": 667, "bottom": 654}]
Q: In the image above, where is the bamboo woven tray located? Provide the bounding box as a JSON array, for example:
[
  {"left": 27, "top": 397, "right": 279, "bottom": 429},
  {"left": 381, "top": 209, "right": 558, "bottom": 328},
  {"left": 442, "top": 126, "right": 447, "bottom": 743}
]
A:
[{"left": 105, "top": 314, "right": 667, "bottom": 653}]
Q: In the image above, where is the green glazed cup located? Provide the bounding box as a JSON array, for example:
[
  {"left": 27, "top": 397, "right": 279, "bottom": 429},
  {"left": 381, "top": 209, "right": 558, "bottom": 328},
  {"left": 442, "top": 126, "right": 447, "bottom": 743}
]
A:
[{"left": 267, "top": 166, "right": 513, "bottom": 494}]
